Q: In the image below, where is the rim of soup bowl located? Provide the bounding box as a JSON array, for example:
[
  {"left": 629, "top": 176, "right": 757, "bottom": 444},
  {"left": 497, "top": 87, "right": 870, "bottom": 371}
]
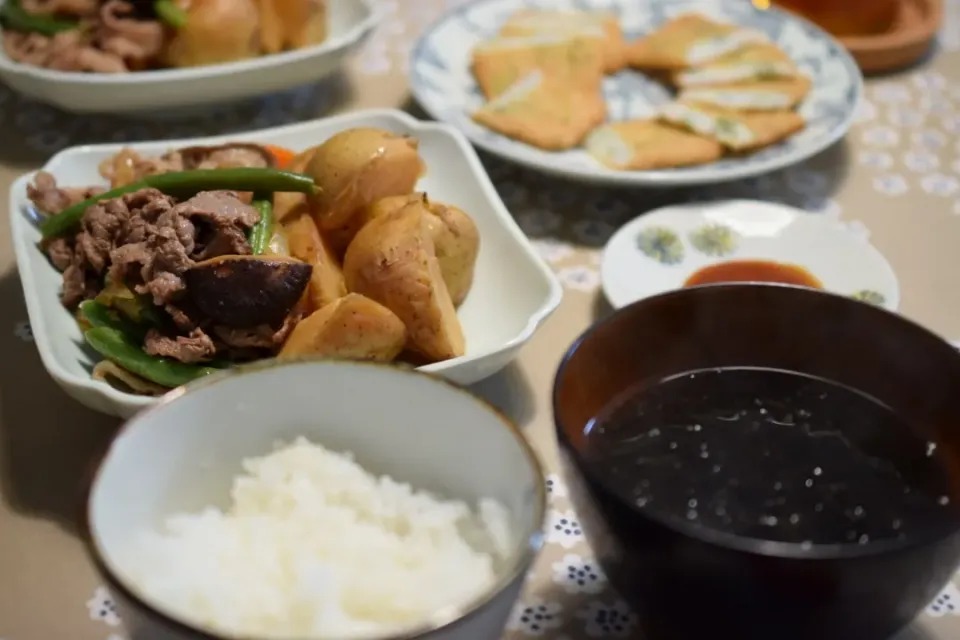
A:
[
  {"left": 81, "top": 357, "right": 548, "bottom": 640},
  {"left": 553, "top": 282, "right": 960, "bottom": 561}
]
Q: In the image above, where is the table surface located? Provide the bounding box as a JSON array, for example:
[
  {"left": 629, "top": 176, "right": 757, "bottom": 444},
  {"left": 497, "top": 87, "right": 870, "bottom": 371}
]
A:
[{"left": 3, "top": 1, "right": 960, "bottom": 639}]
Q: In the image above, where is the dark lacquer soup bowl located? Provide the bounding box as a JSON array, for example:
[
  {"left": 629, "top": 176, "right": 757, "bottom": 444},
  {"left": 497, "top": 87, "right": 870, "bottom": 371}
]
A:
[{"left": 553, "top": 283, "right": 960, "bottom": 640}]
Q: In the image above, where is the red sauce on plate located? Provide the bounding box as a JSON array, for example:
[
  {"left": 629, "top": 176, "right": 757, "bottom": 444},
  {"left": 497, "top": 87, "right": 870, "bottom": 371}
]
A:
[{"left": 684, "top": 259, "right": 823, "bottom": 288}]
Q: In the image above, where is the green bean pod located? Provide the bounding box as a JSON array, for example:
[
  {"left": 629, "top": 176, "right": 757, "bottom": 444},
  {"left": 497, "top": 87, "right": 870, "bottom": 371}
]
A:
[
  {"left": 0, "top": 0, "right": 78, "bottom": 36},
  {"left": 84, "top": 326, "right": 219, "bottom": 389},
  {"left": 153, "top": 0, "right": 188, "bottom": 28},
  {"left": 248, "top": 199, "right": 274, "bottom": 255},
  {"left": 40, "top": 167, "right": 317, "bottom": 239},
  {"left": 79, "top": 300, "right": 148, "bottom": 343},
  {"left": 144, "top": 168, "right": 316, "bottom": 197}
]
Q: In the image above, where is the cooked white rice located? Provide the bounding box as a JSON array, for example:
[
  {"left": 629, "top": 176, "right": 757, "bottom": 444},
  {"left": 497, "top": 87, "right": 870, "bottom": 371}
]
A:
[{"left": 120, "top": 437, "right": 511, "bottom": 639}]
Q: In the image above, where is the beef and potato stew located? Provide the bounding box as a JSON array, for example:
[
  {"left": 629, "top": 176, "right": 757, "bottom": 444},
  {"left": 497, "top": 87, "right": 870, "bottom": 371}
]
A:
[
  {"left": 1, "top": 0, "right": 327, "bottom": 73},
  {"left": 28, "top": 129, "right": 481, "bottom": 395}
]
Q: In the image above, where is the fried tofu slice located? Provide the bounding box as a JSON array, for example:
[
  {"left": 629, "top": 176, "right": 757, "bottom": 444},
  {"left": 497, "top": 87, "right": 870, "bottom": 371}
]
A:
[
  {"left": 703, "top": 41, "right": 796, "bottom": 67},
  {"left": 472, "top": 70, "right": 607, "bottom": 151},
  {"left": 679, "top": 75, "right": 813, "bottom": 112},
  {"left": 627, "top": 13, "right": 769, "bottom": 70},
  {"left": 585, "top": 120, "right": 724, "bottom": 170},
  {"left": 470, "top": 34, "right": 605, "bottom": 100},
  {"left": 673, "top": 43, "right": 800, "bottom": 87},
  {"left": 657, "top": 101, "right": 805, "bottom": 152},
  {"left": 498, "top": 9, "right": 627, "bottom": 73}
]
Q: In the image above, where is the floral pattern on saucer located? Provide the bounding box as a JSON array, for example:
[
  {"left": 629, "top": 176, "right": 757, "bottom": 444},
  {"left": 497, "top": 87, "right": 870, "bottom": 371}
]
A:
[
  {"left": 850, "top": 289, "right": 887, "bottom": 306},
  {"left": 689, "top": 224, "right": 740, "bottom": 257},
  {"left": 636, "top": 227, "right": 684, "bottom": 265}
]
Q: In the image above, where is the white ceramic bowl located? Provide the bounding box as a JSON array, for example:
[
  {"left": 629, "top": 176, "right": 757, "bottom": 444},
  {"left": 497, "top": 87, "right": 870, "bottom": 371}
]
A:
[
  {"left": 9, "top": 108, "right": 563, "bottom": 418},
  {"left": 85, "top": 359, "right": 546, "bottom": 640},
  {"left": 0, "top": 0, "right": 379, "bottom": 114}
]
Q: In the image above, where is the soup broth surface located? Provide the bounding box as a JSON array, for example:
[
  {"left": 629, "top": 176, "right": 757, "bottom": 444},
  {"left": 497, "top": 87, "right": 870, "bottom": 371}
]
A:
[{"left": 583, "top": 367, "right": 959, "bottom": 545}]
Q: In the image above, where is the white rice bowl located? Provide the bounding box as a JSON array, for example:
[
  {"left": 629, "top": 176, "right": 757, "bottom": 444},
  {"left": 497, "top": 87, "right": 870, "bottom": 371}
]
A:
[{"left": 119, "top": 437, "right": 512, "bottom": 639}]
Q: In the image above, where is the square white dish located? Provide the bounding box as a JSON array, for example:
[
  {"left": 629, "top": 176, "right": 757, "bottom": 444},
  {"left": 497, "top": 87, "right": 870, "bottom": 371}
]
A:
[
  {"left": 0, "top": 0, "right": 378, "bottom": 114},
  {"left": 9, "top": 109, "right": 563, "bottom": 419}
]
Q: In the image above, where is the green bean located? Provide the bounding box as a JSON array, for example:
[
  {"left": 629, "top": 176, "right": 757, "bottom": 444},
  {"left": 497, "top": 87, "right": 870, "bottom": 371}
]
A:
[
  {"left": 39, "top": 167, "right": 317, "bottom": 238},
  {"left": 79, "top": 300, "right": 148, "bottom": 343},
  {"left": 154, "top": 0, "right": 188, "bottom": 28},
  {"left": 0, "top": 0, "right": 78, "bottom": 36},
  {"left": 248, "top": 199, "right": 274, "bottom": 255},
  {"left": 84, "top": 326, "right": 219, "bottom": 388},
  {"left": 143, "top": 168, "right": 316, "bottom": 197}
]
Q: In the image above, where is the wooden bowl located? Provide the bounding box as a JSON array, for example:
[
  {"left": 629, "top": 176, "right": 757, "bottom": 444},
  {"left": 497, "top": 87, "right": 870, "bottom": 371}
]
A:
[
  {"left": 842, "top": 0, "right": 943, "bottom": 74},
  {"left": 553, "top": 283, "right": 960, "bottom": 640}
]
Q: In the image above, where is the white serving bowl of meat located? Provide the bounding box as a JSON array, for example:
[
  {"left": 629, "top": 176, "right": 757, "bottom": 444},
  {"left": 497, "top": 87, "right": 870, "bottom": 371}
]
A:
[
  {"left": 0, "top": 0, "right": 378, "bottom": 114},
  {"left": 9, "top": 108, "right": 563, "bottom": 418}
]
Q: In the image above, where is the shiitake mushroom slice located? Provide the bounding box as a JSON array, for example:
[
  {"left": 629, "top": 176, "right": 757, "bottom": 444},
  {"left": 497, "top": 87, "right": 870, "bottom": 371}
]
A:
[{"left": 184, "top": 255, "right": 312, "bottom": 328}]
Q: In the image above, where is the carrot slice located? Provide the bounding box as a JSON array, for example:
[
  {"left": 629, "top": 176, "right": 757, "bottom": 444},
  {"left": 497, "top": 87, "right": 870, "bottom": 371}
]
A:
[{"left": 263, "top": 144, "right": 297, "bottom": 169}]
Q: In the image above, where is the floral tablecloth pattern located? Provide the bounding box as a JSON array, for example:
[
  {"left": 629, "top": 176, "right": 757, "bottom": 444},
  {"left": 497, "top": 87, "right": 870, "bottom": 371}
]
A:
[{"left": 2, "top": 1, "right": 960, "bottom": 639}]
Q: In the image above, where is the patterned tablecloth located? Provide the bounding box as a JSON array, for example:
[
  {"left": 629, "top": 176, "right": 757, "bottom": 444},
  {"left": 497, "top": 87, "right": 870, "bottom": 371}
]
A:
[{"left": 2, "top": 1, "right": 960, "bottom": 639}]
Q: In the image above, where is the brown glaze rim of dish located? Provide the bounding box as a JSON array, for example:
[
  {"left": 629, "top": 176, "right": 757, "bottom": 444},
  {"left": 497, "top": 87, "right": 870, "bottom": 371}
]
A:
[
  {"left": 79, "top": 357, "right": 548, "bottom": 640},
  {"left": 553, "top": 282, "right": 960, "bottom": 560},
  {"left": 841, "top": 0, "right": 943, "bottom": 73}
]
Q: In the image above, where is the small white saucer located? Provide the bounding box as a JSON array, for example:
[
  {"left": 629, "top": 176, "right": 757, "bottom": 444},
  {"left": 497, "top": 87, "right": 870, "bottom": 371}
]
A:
[{"left": 601, "top": 200, "right": 900, "bottom": 310}]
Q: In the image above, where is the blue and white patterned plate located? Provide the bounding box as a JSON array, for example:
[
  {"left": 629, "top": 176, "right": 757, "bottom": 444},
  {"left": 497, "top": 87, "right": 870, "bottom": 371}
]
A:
[{"left": 410, "top": 0, "right": 863, "bottom": 187}]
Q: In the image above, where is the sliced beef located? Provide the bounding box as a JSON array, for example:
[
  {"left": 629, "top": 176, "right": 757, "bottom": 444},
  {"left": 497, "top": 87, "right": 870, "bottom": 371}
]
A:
[
  {"left": 114, "top": 192, "right": 178, "bottom": 245},
  {"left": 176, "top": 191, "right": 259, "bottom": 260},
  {"left": 164, "top": 303, "right": 201, "bottom": 332},
  {"left": 3, "top": 31, "right": 52, "bottom": 67},
  {"left": 134, "top": 150, "right": 185, "bottom": 178},
  {"left": 180, "top": 144, "right": 275, "bottom": 170},
  {"left": 106, "top": 242, "right": 150, "bottom": 284},
  {"left": 42, "top": 180, "right": 271, "bottom": 361},
  {"left": 214, "top": 314, "right": 300, "bottom": 350},
  {"left": 60, "top": 262, "right": 87, "bottom": 308},
  {"left": 136, "top": 269, "right": 182, "bottom": 306},
  {"left": 57, "top": 243, "right": 102, "bottom": 308},
  {"left": 4, "top": 1, "right": 163, "bottom": 73},
  {"left": 135, "top": 231, "right": 192, "bottom": 305},
  {"left": 176, "top": 191, "right": 261, "bottom": 228},
  {"left": 193, "top": 225, "right": 250, "bottom": 260},
  {"left": 97, "top": 0, "right": 165, "bottom": 68},
  {"left": 46, "top": 237, "right": 74, "bottom": 271},
  {"left": 3, "top": 14, "right": 130, "bottom": 73},
  {"left": 77, "top": 195, "right": 135, "bottom": 272},
  {"left": 54, "top": 40, "right": 128, "bottom": 73},
  {"left": 28, "top": 171, "right": 104, "bottom": 215},
  {"left": 46, "top": 188, "right": 181, "bottom": 307},
  {"left": 144, "top": 328, "right": 216, "bottom": 364},
  {"left": 49, "top": 187, "right": 256, "bottom": 310},
  {"left": 5, "top": 30, "right": 129, "bottom": 73}
]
